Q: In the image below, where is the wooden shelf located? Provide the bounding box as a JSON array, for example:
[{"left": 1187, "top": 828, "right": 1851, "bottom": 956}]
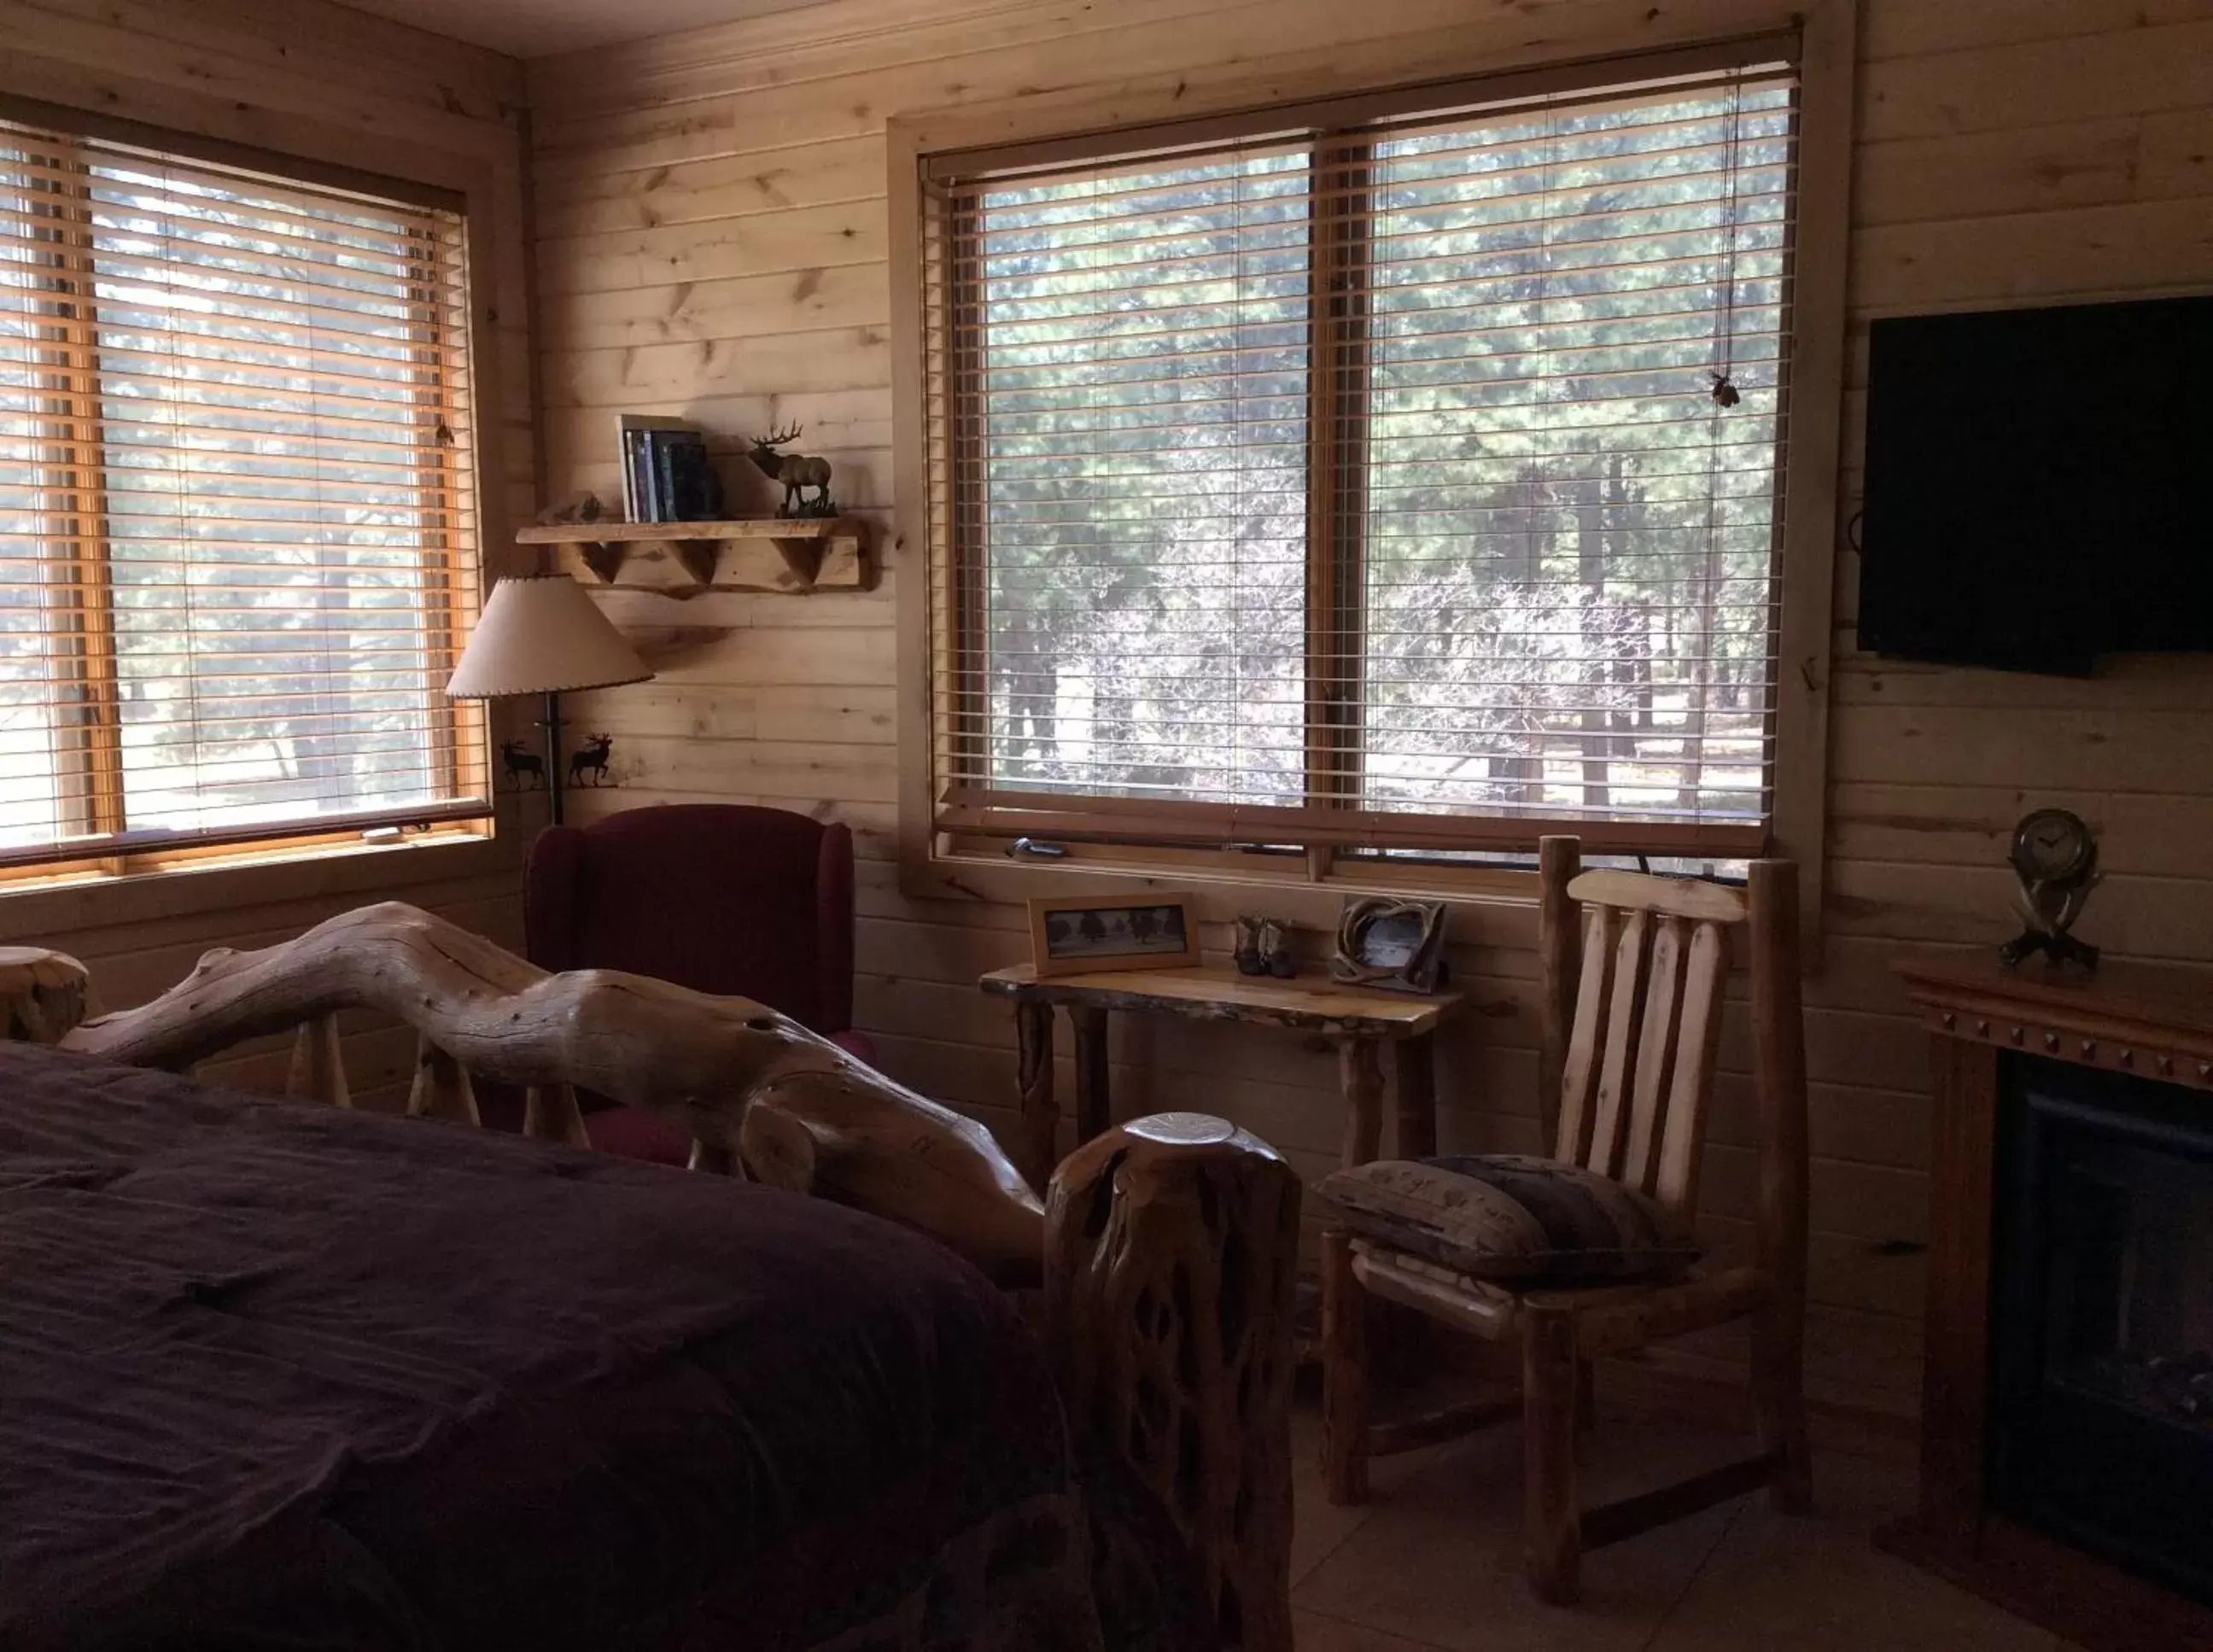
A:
[{"left": 515, "top": 517, "right": 868, "bottom": 595}]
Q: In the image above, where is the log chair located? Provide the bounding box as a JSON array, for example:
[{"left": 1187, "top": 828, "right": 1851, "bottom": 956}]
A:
[
  {"left": 1320, "top": 838, "right": 1813, "bottom": 1604},
  {"left": 18, "top": 902, "right": 1300, "bottom": 1652}
]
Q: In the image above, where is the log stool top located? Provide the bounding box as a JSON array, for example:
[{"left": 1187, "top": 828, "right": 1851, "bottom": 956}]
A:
[{"left": 0, "top": 946, "right": 91, "bottom": 1045}]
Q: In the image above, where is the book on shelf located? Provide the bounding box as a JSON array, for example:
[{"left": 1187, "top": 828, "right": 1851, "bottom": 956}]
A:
[
  {"left": 616, "top": 412, "right": 691, "bottom": 522},
  {"left": 650, "top": 429, "right": 723, "bottom": 522}
]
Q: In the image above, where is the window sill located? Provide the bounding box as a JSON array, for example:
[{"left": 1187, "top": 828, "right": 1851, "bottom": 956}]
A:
[
  {"left": 0, "top": 827, "right": 512, "bottom": 945},
  {"left": 903, "top": 839, "right": 1546, "bottom": 939},
  {"left": 902, "top": 838, "right": 1825, "bottom": 971}
]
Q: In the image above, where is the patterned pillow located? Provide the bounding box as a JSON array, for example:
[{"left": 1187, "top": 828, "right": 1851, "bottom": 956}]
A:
[{"left": 1318, "top": 1153, "right": 1700, "bottom": 1284}]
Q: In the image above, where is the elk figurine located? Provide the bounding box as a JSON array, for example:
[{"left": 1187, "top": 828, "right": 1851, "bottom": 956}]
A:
[{"left": 745, "top": 424, "right": 836, "bottom": 518}]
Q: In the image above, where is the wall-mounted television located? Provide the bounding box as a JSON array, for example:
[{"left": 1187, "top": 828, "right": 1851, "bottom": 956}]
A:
[{"left": 1858, "top": 294, "right": 2213, "bottom": 675}]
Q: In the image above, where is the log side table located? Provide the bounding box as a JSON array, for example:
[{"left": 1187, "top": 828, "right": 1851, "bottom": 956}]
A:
[{"left": 979, "top": 962, "right": 1467, "bottom": 1192}]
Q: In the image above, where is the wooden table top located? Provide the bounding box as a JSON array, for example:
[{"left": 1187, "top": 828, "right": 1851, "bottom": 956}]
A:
[{"left": 978, "top": 962, "right": 1463, "bottom": 1037}]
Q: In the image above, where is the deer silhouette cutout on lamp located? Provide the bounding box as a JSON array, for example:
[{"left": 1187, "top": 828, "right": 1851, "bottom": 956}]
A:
[
  {"left": 447, "top": 574, "right": 651, "bottom": 826},
  {"left": 745, "top": 424, "right": 837, "bottom": 518}
]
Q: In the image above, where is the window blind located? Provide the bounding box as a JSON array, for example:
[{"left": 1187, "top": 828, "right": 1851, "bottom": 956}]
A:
[
  {"left": 944, "top": 143, "right": 1315, "bottom": 808},
  {"left": 925, "top": 55, "right": 1797, "bottom": 858},
  {"left": 0, "top": 118, "right": 484, "bottom": 871}
]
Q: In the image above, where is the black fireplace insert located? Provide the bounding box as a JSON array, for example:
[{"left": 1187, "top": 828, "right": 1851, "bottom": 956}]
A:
[{"left": 1990, "top": 1054, "right": 2213, "bottom": 1604}]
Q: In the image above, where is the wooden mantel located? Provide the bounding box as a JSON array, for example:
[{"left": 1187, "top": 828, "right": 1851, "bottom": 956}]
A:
[
  {"left": 1879, "top": 950, "right": 2213, "bottom": 1652},
  {"left": 1895, "top": 952, "right": 2213, "bottom": 1091}
]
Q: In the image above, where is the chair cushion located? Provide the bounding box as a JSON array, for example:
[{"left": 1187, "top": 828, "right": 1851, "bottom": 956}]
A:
[{"left": 1319, "top": 1153, "right": 1700, "bottom": 1284}]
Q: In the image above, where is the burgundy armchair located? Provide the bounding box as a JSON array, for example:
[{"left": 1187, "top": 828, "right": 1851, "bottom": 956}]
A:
[{"left": 517, "top": 804, "right": 877, "bottom": 1165}]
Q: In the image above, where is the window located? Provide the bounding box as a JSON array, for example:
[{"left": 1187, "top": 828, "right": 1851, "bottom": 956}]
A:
[
  {"left": 0, "top": 114, "right": 485, "bottom": 875},
  {"left": 912, "top": 43, "right": 1817, "bottom": 871}
]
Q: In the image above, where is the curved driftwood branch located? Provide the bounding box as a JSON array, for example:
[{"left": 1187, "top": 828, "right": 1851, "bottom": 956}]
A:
[{"left": 61, "top": 902, "right": 1046, "bottom": 1283}]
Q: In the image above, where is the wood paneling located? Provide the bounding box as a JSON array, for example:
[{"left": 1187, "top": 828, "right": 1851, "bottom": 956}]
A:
[
  {"left": 527, "top": 0, "right": 2213, "bottom": 1412},
  {"left": 0, "top": 0, "right": 534, "bottom": 1092}
]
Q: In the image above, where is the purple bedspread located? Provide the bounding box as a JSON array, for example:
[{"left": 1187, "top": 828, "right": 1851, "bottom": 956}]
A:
[{"left": 0, "top": 1042, "right": 1095, "bottom": 1651}]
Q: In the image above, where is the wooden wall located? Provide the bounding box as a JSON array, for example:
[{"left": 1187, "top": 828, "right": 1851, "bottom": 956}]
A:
[
  {"left": 0, "top": 0, "right": 536, "bottom": 1103},
  {"left": 528, "top": 0, "right": 2213, "bottom": 1413}
]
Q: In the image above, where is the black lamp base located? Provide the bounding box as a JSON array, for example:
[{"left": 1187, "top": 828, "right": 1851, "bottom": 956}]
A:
[{"left": 536, "top": 690, "right": 568, "bottom": 826}]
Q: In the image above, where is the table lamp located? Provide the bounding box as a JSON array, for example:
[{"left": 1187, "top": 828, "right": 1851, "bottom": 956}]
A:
[{"left": 447, "top": 573, "right": 652, "bottom": 825}]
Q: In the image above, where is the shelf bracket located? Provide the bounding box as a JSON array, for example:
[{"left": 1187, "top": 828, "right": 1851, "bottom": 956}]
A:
[
  {"left": 770, "top": 537, "right": 826, "bottom": 587},
  {"left": 674, "top": 540, "right": 720, "bottom": 587},
  {"left": 577, "top": 542, "right": 628, "bottom": 584}
]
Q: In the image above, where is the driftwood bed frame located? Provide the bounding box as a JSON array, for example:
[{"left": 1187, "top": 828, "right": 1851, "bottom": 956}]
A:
[{"left": 14, "top": 902, "right": 1300, "bottom": 1652}]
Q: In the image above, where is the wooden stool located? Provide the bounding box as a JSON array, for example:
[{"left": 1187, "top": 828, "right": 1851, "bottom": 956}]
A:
[
  {"left": 0, "top": 947, "right": 91, "bottom": 1045},
  {"left": 1045, "top": 1112, "right": 1302, "bottom": 1652}
]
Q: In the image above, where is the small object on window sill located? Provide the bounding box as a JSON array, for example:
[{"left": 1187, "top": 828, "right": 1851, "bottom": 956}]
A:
[
  {"left": 1007, "top": 837, "right": 1068, "bottom": 860},
  {"left": 359, "top": 826, "right": 404, "bottom": 844}
]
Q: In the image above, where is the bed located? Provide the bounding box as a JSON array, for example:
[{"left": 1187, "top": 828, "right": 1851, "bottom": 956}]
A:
[{"left": 0, "top": 905, "right": 1299, "bottom": 1652}]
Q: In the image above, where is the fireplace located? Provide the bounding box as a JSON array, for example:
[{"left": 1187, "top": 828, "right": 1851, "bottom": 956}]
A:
[
  {"left": 1883, "top": 953, "right": 2213, "bottom": 1652},
  {"left": 1988, "top": 1058, "right": 2213, "bottom": 1603}
]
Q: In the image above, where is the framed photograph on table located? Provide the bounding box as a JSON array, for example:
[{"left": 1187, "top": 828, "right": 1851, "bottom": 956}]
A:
[{"left": 1028, "top": 893, "right": 1200, "bottom": 979}]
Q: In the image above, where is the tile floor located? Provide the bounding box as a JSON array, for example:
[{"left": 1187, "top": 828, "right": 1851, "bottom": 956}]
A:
[{"left": 1285, "top": 1395, "right": 2078, "bottom": 1651}]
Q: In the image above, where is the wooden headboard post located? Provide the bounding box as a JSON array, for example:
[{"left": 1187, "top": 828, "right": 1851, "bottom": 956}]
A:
[{"left": 20, "top": 902, "right": 1298, "bottom": 1651}]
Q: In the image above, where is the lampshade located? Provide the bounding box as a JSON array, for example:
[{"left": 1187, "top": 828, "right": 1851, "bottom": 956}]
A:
[{"left": 447, "top": 574, "right": 651, "bottom": 700}]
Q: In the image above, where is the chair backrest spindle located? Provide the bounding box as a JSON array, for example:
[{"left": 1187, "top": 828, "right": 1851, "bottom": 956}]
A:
[
  {"left": 1552, "top": 902, "right": 1615, "bottom": 1165},
  {"left": 1585, "top": 906, "right": 1650, "bottom": 1176},
  {"left": 1654, "top": 919, "right": 1729, "bottom": 1209},
  {"left": 1621, "top": 913, "right": 1688, "bottom": 1192}
]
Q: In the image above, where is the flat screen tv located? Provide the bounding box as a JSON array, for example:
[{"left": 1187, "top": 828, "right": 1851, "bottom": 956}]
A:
[{"left": 1859, "top": 294, "right": 2213, "bottom": 675}]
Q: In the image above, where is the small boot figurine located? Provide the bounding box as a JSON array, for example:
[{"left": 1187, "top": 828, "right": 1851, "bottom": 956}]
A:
[{"left": 1233, "top": 914, "right": 1267, "bottom": 976}]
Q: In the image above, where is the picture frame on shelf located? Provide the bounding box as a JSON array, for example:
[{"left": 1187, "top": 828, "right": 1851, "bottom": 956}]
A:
[
  {"left": 1330, "top": 897, "right": 1448, "bottom": 995},
  {"left": 1028, "top": 893, "right": 1200, "bottom": 978}
]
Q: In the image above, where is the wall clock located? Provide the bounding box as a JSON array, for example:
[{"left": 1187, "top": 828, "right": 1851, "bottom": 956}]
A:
[{"left": 2000, "top": 808, "right": 2099, "bottom": 971}]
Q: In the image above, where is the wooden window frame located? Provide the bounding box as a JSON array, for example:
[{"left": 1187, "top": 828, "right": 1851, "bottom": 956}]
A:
[
  {"left": 0, "top": 95, "right": 495, "bottom": 887},
  {"left": 891, "top": 1, "right": 1854, "bottom": 938}
]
